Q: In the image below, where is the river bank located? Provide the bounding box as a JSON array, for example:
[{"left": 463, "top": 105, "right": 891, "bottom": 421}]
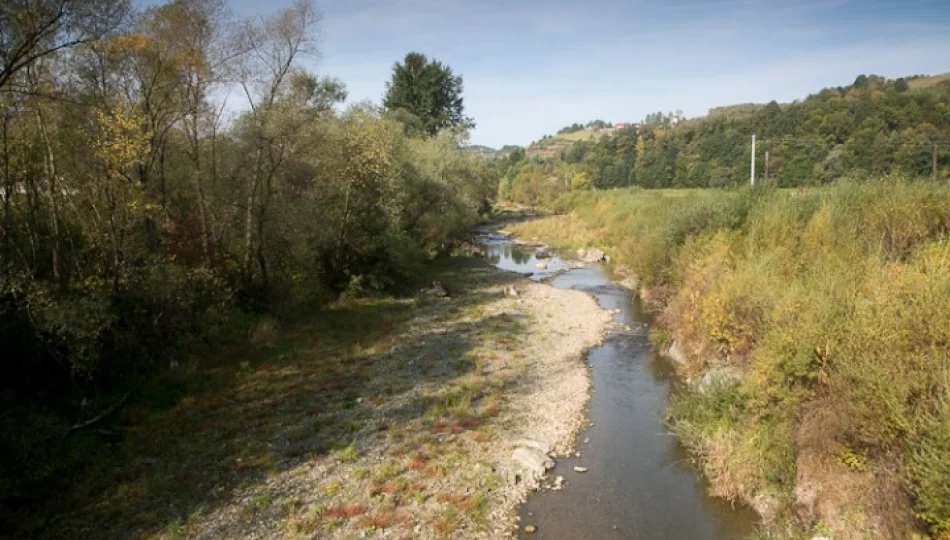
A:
[
  {"left": 480, "top": 230, "right": 758, "bottom": 539},
  {"left": 28, "top": 251, "right": 608, "bottom": 539},
  {"left": 508, "top": 182, "right": 950, "bottom": 540}
]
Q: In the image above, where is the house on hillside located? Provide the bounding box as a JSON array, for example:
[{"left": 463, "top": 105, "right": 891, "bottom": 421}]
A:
[{"left": 615, "top": 122, "right": 627, "bottom": 129}]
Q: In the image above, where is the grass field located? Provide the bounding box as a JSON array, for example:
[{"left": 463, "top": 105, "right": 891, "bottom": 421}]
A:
[
  {"left": 525, "top": 127, "right": 619, "bottom": 158},
  {"left": 909, "top": 72, "right": 950, "bottom": 90}
]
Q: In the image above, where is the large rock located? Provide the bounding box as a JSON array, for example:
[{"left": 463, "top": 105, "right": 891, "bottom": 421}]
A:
[
  {"left": 580, "top": 248, "right": 606, "bottom": 263},
  {"left": 667, "top": 340, "right": 689, "bottom": 367},
  {"left": 750, "top": 491, "right": 781, "bottom": 524},
  {"left": 616, "top": 276, "right": 640, "bottom": 291},
  {"left": 795, "top": 480, "right": 819, "bottom": 526},
  {"left": 512, "top": 447, "right": 555, "bottom": 476},
  {"left": 430, "top": 280, "right": 450, "bottom": 297},
  {"left": 535, "top": 246, "right": 553, "bottom": 259},
  {"left": 536, "top": 262, "right": 547, "bottom": 270},
  {"left": 512, "top": 439, "right": 554, "bottom": 455},
  {"left": 699, "top": 367, "right": 743, "bottom": 393}
]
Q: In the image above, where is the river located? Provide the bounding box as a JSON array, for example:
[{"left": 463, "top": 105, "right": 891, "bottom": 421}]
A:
[{"left": 480, "top": 235, "right": 758, "bottom": 539}]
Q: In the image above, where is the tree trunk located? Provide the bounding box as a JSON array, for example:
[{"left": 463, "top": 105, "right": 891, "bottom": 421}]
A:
[
  {"left": 34, "top": 103, "right": 60, "bottom": 283},
  {"left": 1, "top": 111, "right": 11, "bottom": 251},
  {"left": 190, "top": 117, "right": 211, "bottom": 267},
  {"left": 159, "top": 140, "right": 169, "bottom": 232},
  {"left": 334, "top": 181, "right": 353, "bottom": 281},
  {"left": 243, "top": 146, "right": 261, "bottom": 280}
]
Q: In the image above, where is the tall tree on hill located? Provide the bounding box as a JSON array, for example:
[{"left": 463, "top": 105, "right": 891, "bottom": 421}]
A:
[{"left": 383, "top": 52, "right": 473, "bottom": 136}]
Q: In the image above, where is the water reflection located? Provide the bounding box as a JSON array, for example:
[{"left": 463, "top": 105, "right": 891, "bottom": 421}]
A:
[{"left": 481, "top": 239, "right": 570, "bottom": 280}]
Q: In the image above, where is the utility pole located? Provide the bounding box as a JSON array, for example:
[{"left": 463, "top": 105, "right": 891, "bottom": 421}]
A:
[
  {"left": 750, "top": 135, "right": 756, "bottom": 186},
  {"left": 765, "top": 150, "right": 770, "bottom": 183}
]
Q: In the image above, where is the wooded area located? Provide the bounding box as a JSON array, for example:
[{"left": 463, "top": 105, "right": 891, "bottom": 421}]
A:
[
  {"left": 1, "top": 0, "right": 495, "bottom": 524},
  {"left": 503, "top": 74, "right": 950, "bottom": 204}
]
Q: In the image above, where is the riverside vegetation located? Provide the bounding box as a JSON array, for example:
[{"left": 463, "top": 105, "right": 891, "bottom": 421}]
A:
[
  {"left": 1, "top": 1, "right": 512, "bottom": 536},
  {"left": 5, "top": 1, "right": 950, "bottom": 538},
  {"left": 510, "top": 179, "right": 950, "bottom": 539}
]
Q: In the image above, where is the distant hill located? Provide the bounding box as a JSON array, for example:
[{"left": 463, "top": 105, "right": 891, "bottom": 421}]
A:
[
  {"left": 502, "top": 72, "right": 950, "bottom": 197},
  {"left": 526, "top": 125, "right": 628, "bottom": 159},
  {"left": 525, "top": 73, "right": 950, "bottom": 166},
  {"left": 464, "top": 144, "right": 521, "bottom": 159}
]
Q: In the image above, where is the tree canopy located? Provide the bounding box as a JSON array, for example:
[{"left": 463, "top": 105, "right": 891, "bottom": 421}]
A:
[
  {"left": 383, "top": 51, "right": 473, "bottom": 136},
  {"left": 0, "top": 1, "right": 497, "bottom": 523}
]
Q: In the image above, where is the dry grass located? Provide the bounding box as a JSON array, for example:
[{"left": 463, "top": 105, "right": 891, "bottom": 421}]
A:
[
  {"left": 908, "top": 73, "right": 950, "bottom": 89},
  {"left": 507, "top": 213, "right": 601, "bottom": 249},
  {"left": 436, "top": 492, "right": 477, "bottom": 511},
  {"left": 358, "top": 510, "right": 408, "bottom": 530},
  {"left": 536, "top": 180, "right": 950, "bottom": 537},
  {"left": 325, "top": 503, "right": 369, "bottom": 520}
]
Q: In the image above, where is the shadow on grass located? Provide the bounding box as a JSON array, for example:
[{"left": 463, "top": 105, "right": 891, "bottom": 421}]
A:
[{"left": 26, "top": 255, "right": 528, "bottom": 539}]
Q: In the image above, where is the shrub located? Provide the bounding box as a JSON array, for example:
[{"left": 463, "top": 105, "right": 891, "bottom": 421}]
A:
[{"left": 557, "top": 178, "right": 950, "bottom": 532}]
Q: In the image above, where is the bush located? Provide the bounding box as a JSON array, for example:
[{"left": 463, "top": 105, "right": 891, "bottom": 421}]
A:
[{"left": 556, "top": 179, "right": 950, "bottom": 533}]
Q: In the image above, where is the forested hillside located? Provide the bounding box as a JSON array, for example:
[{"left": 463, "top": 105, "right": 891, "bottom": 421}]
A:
[
  {"left": 0, "top": 0, "right": 496, "bottom": 523},
  {"left": 503, "top": 74, "right": 950, "bottom": 204}
]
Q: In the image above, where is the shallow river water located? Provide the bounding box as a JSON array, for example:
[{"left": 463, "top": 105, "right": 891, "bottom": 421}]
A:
[{"left": 481, "top": 237, "right": 758, "bottom": 539}]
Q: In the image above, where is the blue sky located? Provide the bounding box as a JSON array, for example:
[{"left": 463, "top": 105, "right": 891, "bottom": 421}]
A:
[{"left": 156, "top": 0, "right": 950, "bottom": 147}]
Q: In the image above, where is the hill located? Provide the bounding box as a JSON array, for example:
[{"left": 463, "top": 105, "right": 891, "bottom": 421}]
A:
[
  {"left": 502, "top": 72, "right": 950, "bottom": 203},
  {"left": 525, "top": 125, "right": 624, "bottom": 159},
  {"left": 464, "top": 144, "right": 521, "bottom": 160}
]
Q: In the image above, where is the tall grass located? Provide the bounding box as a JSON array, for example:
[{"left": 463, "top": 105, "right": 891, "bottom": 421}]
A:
[{"left": 548, "top": 180, "right": 950, "bottom": 535}]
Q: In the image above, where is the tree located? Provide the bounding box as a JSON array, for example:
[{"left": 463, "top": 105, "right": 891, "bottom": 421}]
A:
[
  {"left": 0, "top": 0, "right": 130, "bottom": 93},
  {"left": 235, "top": 0, "right": 321, "bottom": 285},
  {"left": 0, "top": 1, "right": 498, "bottom": 520},
  {"left": 383, "top": 52, "right": 473, "bottom": 136}
]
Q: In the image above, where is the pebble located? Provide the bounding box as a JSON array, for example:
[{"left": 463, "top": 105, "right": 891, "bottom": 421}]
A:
[
  {"left": 524, "top": 525, "right": 537, "bottom": 534},
  {"left": 573, "top": 466, "right": 588, "bottom": 473}
]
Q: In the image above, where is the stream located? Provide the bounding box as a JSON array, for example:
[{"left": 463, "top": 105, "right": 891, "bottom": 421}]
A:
[{"left": 480, "top": 235, "right": 758, "bottom": 539}]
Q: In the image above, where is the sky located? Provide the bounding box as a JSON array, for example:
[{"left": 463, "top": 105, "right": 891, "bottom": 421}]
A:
[{"left": 152, "top": 0, "right": 950, "bottom": 148}]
